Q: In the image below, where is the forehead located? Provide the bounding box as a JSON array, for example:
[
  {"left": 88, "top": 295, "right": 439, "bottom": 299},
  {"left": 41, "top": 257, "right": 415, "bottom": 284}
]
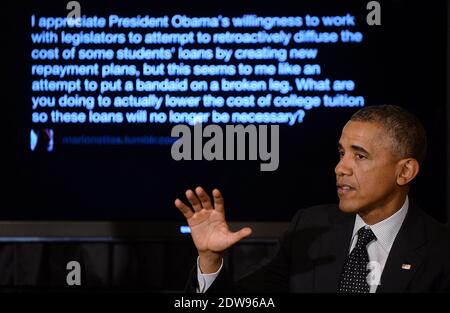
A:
[{"left": 339, "top": 121, "right": 387, "bottom": 148}]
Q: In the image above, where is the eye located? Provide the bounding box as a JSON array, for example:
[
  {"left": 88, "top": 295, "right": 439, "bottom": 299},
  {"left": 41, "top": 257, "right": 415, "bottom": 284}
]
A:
[
  {"left": 356, "top": 153, "right": 366, "bottom": 160},
  {"left": 338, "top": 150, "right": 344, "bottom": 158}
]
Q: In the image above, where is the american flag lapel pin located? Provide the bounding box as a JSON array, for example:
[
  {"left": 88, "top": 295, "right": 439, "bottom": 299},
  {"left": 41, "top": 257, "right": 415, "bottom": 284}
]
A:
[{"left": 401, "top": 264, "right": 412, "bottom": 270}]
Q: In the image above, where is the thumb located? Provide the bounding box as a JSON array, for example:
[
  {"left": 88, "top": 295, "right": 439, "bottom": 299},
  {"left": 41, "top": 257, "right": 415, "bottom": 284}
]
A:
[{"left": 228, "top": 227, "right": 252, "bottom": 245}]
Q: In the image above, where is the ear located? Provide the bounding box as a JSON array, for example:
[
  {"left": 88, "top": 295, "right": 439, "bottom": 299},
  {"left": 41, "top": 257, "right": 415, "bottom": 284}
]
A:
[{"left": 396, "top": 158, "right": 420, "bottom": 186}]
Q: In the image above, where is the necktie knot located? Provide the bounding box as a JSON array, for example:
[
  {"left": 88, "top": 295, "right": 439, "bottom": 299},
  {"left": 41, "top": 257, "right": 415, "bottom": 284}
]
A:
[{"left": 356, "top": 226, "right": 376, "bottom": 247}]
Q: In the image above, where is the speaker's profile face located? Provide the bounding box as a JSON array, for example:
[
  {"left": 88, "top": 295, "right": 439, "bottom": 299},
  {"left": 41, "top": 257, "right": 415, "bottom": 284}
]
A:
[{"left": 335, "top": 121, "right": 400, "bottom": 216}]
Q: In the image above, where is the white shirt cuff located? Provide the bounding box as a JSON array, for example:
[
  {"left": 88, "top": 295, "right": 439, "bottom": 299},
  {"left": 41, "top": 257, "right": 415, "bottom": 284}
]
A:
[{"left": 196, "top": 256, "right": 223, "bottom": 293}]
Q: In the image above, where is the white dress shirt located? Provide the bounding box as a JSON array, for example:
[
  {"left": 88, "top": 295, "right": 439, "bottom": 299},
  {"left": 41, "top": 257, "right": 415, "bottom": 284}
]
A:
[
  {"left": 196, "top": 256, "right": 223, "bottom": 293},
  {"left": 349, "top": 196, "right": 409, "bottom": 292},
  {"left": 197, "top": 196, "right": 409, "bottom": 293}
]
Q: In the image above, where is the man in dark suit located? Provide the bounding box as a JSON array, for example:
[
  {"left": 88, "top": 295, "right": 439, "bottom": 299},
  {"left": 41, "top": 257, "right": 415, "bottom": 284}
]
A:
[{"left": 175, "top": 105, "right": 450, "bottom": 293}]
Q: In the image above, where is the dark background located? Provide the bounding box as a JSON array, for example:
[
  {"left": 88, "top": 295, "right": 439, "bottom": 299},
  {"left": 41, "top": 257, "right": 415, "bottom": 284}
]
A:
[
  {"left": 4, "top": 0, "right": 447, "bottom": 223},
  {"left": 1, "top": 0, "right": 447, "bottom": 291}
]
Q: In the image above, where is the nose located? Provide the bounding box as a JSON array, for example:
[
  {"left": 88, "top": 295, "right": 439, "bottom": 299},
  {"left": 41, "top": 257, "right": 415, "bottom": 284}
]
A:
[{"left": 335, "top": 156, "right": 352, "bottom": 177}]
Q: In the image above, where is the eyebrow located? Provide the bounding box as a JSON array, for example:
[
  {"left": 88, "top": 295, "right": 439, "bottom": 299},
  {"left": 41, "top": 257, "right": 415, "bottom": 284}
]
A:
[{"left": 337, "top": 143, "right": 370, "bottom": 155}]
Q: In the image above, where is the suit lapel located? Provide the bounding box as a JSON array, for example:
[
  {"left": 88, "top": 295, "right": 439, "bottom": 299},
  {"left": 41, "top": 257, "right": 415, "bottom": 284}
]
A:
[
  {"left": 313, "top": 211, "right": 355, "bottom": 292},
  {"left": 376, "top": 204, "right": 427, "bottom": 293}
]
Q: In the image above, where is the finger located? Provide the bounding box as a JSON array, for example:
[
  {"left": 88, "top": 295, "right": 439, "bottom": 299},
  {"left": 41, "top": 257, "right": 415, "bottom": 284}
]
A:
[
  {"left": 212, "top": 189, "right": 225, "bottom": 213},
  {"left": 186, "top": 189, "right": 203, "bottom": 212},
  {"left": 195, "top": 186, "right": 213, "bottom": 210},
  {"left": 174, "top": 198, "right": 194, "bottom": 219},
  {"left": 229, "top": 227, "right": 252, "bottom": 245}
]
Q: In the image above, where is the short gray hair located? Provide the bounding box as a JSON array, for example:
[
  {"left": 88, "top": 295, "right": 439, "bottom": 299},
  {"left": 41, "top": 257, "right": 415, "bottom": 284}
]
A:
[{"left": 350, "top": 105, "right": 427, "bottom": 163}]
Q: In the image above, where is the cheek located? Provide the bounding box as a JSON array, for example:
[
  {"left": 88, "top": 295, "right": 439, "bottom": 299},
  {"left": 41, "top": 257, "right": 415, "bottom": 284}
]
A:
[{"left": 355, "top": 164, "right": 397, "bottom": 194}]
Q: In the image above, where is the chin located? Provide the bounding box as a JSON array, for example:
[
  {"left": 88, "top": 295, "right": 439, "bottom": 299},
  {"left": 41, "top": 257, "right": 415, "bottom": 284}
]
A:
[{"left": 338, "top": 200, "right": 362, "bottom": 213}]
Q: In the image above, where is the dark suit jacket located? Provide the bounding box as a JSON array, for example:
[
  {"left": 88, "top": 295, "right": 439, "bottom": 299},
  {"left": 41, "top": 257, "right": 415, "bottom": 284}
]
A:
[{"left": 187, "top": 202, "right": 450, "bottom": 292}]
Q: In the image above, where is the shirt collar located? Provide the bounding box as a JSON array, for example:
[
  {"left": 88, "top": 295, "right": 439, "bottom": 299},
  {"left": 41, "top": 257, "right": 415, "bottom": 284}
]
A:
[{"left": 352, "top": 196, "right": 409, "bottom": 253}]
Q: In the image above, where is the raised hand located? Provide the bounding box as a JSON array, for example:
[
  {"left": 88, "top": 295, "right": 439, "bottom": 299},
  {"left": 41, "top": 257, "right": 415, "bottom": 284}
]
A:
[{"left": 175, "top": 186, "right": 252, "bottom": 273}]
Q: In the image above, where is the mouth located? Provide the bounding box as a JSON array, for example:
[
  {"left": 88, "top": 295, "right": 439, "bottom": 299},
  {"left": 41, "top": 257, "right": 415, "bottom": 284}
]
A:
[{"left": 336, "top": 183, "right": 356, "bottom": 195}]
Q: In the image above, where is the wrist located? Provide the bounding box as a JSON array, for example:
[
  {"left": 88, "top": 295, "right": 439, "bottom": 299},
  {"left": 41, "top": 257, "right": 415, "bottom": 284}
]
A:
[{"left": 198, "top": 251, "right": 222, "bottom": 274}]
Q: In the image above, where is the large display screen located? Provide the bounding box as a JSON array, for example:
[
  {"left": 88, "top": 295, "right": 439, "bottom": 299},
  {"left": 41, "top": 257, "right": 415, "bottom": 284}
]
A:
[{"left": 3, "top": 0, "right": 447, "bottom": 224}]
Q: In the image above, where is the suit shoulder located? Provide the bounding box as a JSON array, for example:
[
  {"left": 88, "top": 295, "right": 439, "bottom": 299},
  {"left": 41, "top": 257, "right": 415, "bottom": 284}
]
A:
[
  {"left": 408, "top": 205, "right": 450, "bottom": 258},
  {"left": 290, "top": 203, "right": 343, "bottom": 228},
  {"left": 419, "top": 210, "right": 450, "bottom": 244}
]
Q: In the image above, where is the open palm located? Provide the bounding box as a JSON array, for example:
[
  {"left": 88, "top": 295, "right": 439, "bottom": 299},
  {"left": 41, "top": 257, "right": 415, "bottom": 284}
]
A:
[{"left": 175, "top": 187, "right": 252, "bottom": 254}]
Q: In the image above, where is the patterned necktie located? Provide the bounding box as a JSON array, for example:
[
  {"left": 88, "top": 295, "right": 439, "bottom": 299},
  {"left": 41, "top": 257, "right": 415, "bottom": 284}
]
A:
[{"left": 338, "top": 226, "right": 376, "bottom": 293}]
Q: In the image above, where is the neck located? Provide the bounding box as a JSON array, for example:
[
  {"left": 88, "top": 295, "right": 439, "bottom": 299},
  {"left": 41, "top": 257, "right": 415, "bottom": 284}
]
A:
[{"left": 358, "top": 192, "right": 407, "bottom": 225}]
